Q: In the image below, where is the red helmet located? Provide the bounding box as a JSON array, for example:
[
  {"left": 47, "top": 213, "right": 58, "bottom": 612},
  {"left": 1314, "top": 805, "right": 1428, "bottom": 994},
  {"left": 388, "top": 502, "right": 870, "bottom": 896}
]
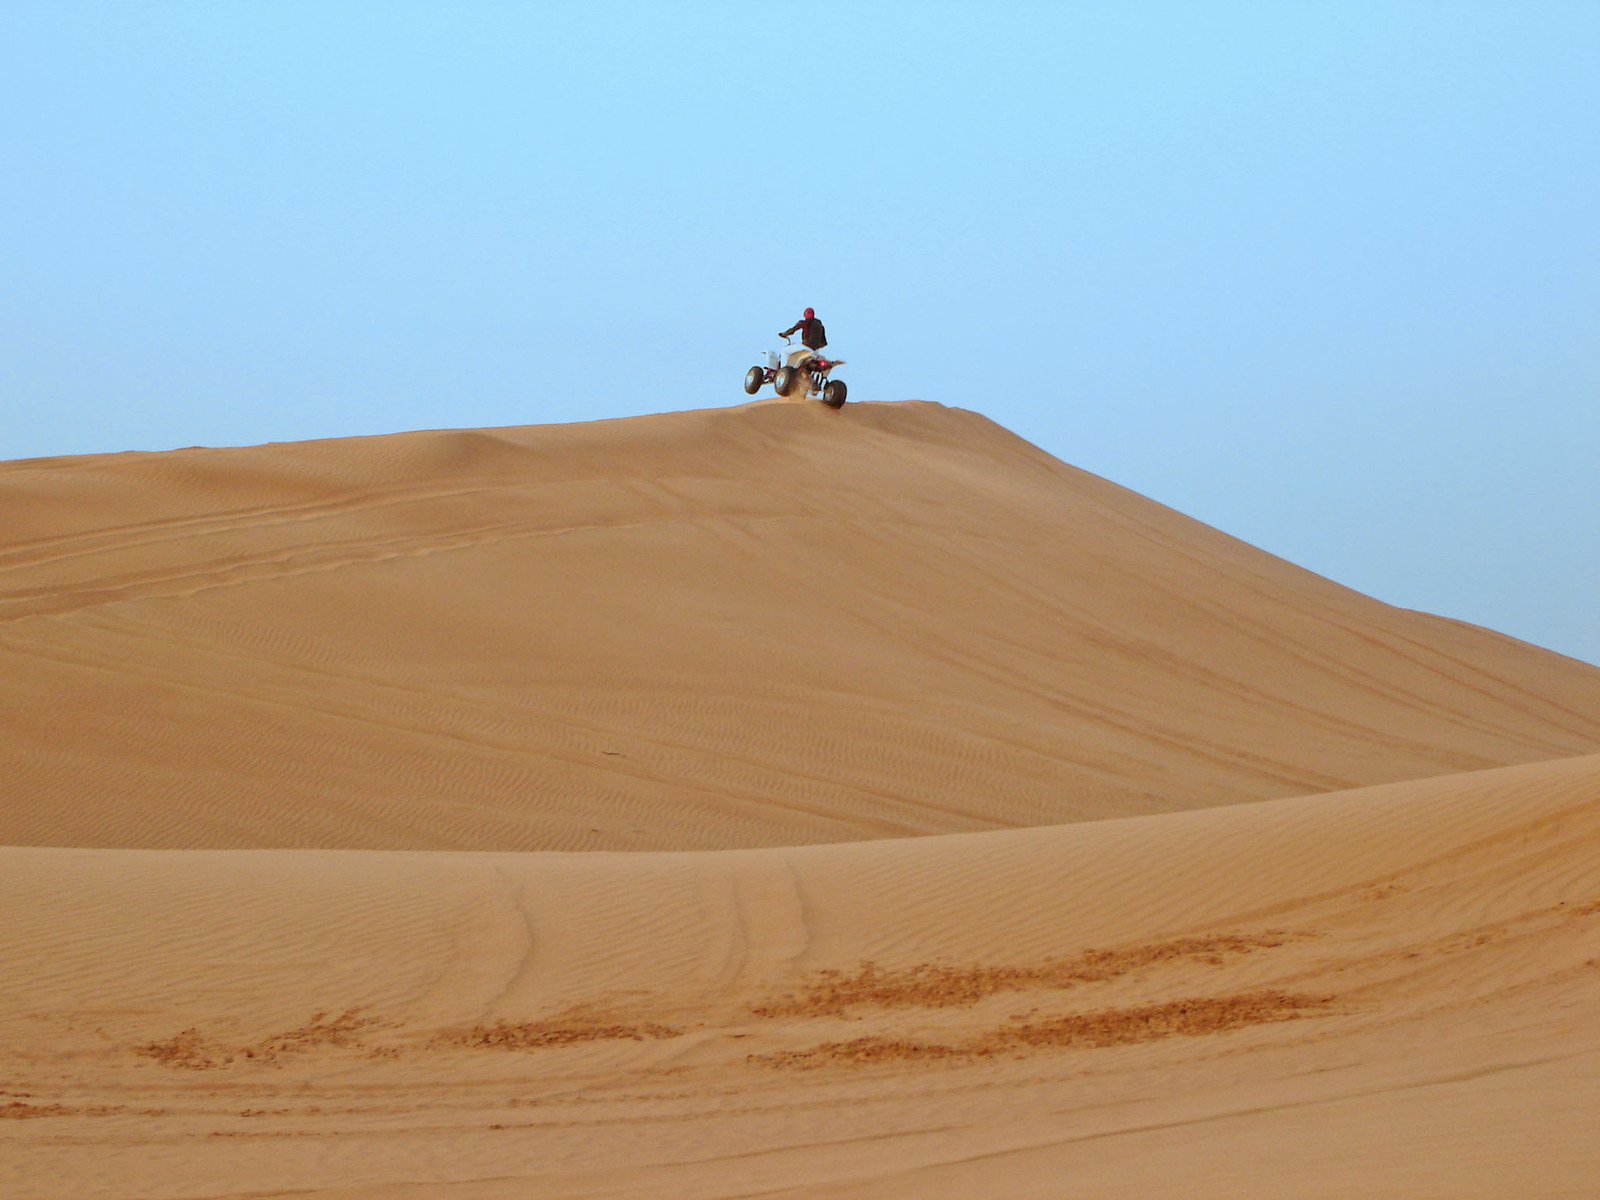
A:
[{"left": 803, "top": 307, "right": 815, "bottom": 319}]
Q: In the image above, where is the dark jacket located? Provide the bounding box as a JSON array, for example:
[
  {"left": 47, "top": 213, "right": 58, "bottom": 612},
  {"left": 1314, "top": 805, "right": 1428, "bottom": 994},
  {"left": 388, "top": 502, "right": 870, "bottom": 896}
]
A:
[{"left": 781, "top": 316, "right": 828, "bottom": 352}]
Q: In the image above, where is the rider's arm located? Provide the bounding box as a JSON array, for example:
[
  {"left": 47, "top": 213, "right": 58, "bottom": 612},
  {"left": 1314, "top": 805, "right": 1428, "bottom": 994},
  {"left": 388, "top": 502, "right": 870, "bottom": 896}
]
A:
[{"left": 779, "top": 322, "right": 801, "bottom": 337}]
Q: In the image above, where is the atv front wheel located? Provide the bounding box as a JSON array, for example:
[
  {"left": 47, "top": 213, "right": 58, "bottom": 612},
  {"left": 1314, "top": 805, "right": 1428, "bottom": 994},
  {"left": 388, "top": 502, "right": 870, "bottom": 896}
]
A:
[
  {"left": 822, "top": 379, "right": 848, "bottom": 408},
  {"left": 743, "top": 366, "right": 764, "bottom": 395},
  {"left": 773, "top": 366, "right": 797, "bottom": 397}
]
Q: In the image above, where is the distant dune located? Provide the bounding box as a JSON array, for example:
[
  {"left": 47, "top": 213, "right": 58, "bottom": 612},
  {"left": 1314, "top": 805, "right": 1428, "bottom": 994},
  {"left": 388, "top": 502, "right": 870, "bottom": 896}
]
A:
[
  {"left": 3, "top": 401, "right": 1596, "bottom": 851},
  {"left": 4, "top": 401, "right": 1599, "bottom": 1198}
]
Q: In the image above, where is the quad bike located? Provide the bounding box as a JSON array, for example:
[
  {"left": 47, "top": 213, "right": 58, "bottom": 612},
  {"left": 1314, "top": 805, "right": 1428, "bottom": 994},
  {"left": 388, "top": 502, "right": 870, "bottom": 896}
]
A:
[{"left": 743, "top": 337, "right": 848, "bottom": 408}]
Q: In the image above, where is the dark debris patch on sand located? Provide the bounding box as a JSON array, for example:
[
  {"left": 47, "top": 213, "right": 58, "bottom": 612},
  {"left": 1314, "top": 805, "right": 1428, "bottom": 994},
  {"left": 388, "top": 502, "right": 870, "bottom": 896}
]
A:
[
  {"left": 752, "top": 989, "right": 1336, "bottom": 1068},
  {"left": 2, "top": 1100, "right": 128, "bottom": 1119},
  {"left": 751, "top": 933, "right": 1296, "bottom": 1019},
  {"left": 432, "top": 1018, "right": 681, "bottom": 1052},
  {"left": 132, "top": 1008, "right": 382, "bottom": 1070}
]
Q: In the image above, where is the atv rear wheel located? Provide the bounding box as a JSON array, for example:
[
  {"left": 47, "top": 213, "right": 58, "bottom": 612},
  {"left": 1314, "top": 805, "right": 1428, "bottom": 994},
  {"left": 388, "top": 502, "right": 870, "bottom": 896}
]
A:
[
  {"left": 773, "top": 366, "right": 797, "bottom": 397},
  {"left": 743, "top": 366, "right": 764, "bottom": 395},
  {"left": 822, "top": 379, "right": 848, "bottom": 408}
]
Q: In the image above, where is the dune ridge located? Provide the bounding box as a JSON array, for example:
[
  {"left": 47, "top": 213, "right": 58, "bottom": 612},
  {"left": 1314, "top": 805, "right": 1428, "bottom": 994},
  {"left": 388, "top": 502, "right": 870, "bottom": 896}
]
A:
[
  {"left": 4, "top": 402, "right": 1597, "bottom": 852},
  {"left": 5, "top": 400, "right": 1600, "bottom": 1197}
]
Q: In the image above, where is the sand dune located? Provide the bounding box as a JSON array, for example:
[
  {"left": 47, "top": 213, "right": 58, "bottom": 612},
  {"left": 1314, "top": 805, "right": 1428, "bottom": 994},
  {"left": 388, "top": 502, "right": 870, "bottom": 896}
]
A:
[
  {"left": 4, "top": 753, "right": 1599, "bottom": 1197},
  {"left": 4, "top": 401, "right": 1600, "bottom": 1197},
  {"left": 4, "top": 402, "right": 1597, "bottom": 851}
]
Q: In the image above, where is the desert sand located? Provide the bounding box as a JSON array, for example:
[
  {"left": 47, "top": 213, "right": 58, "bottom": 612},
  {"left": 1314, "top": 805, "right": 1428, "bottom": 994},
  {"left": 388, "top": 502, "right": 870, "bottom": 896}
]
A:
[{"left": 3, "top": 399, "right": 1599, "bottom": 1198}]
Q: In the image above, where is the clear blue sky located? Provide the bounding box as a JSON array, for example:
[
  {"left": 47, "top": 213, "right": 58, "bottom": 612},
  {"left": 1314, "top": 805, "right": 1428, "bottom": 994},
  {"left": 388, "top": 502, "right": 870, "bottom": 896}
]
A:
[{"left": 4, "top": 2, "right": 1597, "bottom": 665}]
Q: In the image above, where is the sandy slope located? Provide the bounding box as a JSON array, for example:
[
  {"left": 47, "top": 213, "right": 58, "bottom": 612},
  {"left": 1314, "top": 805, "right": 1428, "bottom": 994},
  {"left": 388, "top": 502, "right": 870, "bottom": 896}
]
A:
[
  {"left": 4, "top": 753, "right": 1599, "bottom": 1198},
  {"left": 3, "top": 402, "right": 1598, "bottom": 851},
  {"left": 4, "top": 401, "right": 1600, "bottom": 1198}
]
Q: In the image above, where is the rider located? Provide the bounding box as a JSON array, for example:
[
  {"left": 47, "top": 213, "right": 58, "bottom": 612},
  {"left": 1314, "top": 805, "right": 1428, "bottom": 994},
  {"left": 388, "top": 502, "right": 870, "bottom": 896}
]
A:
[{"left": 779, "top": 308, "right": 828, "bottom": 355}]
